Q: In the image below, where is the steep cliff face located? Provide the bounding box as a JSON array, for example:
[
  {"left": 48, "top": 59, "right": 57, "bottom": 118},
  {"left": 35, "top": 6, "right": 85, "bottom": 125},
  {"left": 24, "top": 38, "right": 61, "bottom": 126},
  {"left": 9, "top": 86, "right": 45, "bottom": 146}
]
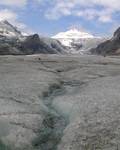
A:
[
  {"left": 114, "top": 27, "right": 120, "bottom": 40},
  {"left": 91, "top": 27, "right": 120, "bottom": 55}
]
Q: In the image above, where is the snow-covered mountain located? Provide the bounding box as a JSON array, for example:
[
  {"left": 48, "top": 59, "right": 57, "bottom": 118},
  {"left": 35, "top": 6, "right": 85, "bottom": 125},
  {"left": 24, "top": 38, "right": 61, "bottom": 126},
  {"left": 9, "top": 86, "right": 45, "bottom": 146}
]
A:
[
  {"left": 0, "top": 20, "right": 23, "bottom": 38},
  {"left": 52, "top": 28, "right": 105, "bottom": 54},
  {"left": 0, "top": 20, "right": 66, "bottom": 55}
]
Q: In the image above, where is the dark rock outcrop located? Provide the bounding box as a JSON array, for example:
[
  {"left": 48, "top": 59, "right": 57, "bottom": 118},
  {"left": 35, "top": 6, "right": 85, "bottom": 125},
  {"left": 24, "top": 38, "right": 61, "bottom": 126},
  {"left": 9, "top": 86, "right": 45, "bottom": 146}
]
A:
[
  {"left": 91, "top": 27, "right": 120, "bottom": 55},
  {"left": 114, "top": 27, "right": 120, "bottom": 40},
  {"left": 19, "top": 34, "right": 65, "bottom": 55}
]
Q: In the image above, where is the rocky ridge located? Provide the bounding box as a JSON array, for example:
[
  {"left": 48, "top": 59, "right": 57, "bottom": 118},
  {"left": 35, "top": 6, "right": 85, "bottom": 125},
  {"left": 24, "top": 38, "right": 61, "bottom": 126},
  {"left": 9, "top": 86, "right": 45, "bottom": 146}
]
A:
[
  {"left": 0, "top": 20, "right": 66, "bottom": 55},
  {"left": 91, "top": 27, "right": 120, "bottom": 55}
]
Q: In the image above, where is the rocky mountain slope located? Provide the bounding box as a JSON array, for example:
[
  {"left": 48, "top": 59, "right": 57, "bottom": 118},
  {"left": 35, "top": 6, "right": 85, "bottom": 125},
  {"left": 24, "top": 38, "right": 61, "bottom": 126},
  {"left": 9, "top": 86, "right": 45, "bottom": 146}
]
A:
[
  {"left": 0, "top": 20, "right": 22, "bottom": 38},
  {"left": 18, "top": 34, "right": 66, "bottom": 55},
  {"left": 91, "top": 27, "right": 120, "bottom": 55},
  {"left": 52, "top": 28, "right": 105, "bottom": 54},
  {"left": 0, "top": 20, "right": 66, "bottom": 55}
]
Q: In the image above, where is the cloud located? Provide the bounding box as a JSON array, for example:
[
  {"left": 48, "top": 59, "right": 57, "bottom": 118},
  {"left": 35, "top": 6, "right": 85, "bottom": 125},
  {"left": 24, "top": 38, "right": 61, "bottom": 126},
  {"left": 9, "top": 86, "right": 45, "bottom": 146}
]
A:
[
  {"left": 98, "top": 14, "right": 112, "bottom": 23},
  {"left": 0, "top": 0, "right": 27, "bottom": 7},
  {"left": 13, "top": 21, "right": 34, "bottom": 34},
  {"left": 0, "top": 9, "right": 17, "bottom": 21},
  {"left": 74, "top": 8, "right": 113, "bottom": 23},
  {"left": 1, "top": 0, "right": 116, "bottom": 24},
  {"left": 35, "top": 0, "right": 120, "bottom": 23}
]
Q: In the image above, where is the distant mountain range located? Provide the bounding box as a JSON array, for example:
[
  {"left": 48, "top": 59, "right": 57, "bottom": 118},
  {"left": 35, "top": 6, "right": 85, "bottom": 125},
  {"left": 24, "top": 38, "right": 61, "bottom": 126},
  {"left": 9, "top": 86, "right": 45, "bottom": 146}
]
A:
[
  {"left": 0, "top": 20, "right": 119, "bottom": 56},
  {"left": 52, "top": 28, "right": 105, "bottom": 54},
  {"left": 91, "top": 27, "right": 120, "bottom": 55}
]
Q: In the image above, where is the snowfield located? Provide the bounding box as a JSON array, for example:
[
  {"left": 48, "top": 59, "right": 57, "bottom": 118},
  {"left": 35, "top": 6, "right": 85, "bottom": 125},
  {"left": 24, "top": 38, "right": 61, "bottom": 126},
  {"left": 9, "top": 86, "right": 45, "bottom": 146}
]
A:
[
  {"left": 0, "top": 55, "right": 120, "bottom": 150},
  {"left": 52, "top": 29, "right": 104, "bottom": 54}
]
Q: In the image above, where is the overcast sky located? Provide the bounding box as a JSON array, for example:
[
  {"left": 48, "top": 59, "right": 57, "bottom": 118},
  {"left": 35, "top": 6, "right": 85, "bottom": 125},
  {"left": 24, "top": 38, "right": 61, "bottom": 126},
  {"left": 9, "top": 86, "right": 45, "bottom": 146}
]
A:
[{"left": 0, "top": 0, "right": 119, "bottom": 37}]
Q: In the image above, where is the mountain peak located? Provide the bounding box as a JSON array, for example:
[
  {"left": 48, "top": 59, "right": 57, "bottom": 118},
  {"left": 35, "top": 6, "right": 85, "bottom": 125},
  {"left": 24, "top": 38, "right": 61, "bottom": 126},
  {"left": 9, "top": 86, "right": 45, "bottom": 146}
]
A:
[
  {"left": 0, "top": 20, "right": 22, "bottom": 38},
  {"left": 52, "top": 29, "right": 102, "bottom": 54},
  {"left": 114, "top": 27, "right": 120, "bottom": 40},
  {"left": 68, "top": 27, "right": 81, "bottom": 32},
  {"left": 1, "top": 20, "right": 9, "bottom": 24},
  {"left": 52, "top": 29, "right": 95, "bottom": 40}
]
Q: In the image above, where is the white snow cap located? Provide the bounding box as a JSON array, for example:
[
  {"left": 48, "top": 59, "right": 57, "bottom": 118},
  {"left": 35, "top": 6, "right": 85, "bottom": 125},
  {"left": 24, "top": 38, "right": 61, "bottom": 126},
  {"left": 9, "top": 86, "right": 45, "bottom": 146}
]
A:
[
  {"left": 52, "top": 27, "right": 103, "bottom": 54},
  {"left": 52, "top": 28, "right": 95, "bottom": 39}
]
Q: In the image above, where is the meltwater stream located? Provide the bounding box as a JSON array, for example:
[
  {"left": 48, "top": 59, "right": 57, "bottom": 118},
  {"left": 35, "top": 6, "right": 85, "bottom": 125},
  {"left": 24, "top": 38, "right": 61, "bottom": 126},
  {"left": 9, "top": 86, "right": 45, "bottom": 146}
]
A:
[
  {"left": 32, "top": 80, "right": 84, "bottom": 150},
  {"left": 32, "top": 83, "right": 68, "bottom": 150}
]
